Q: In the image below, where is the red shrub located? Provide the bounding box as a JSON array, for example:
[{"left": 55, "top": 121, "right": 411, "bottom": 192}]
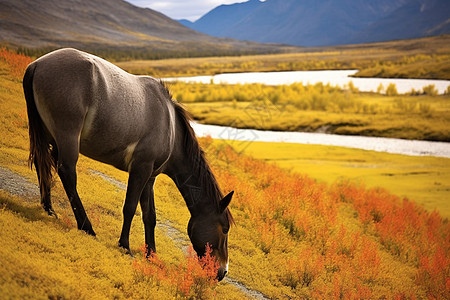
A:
[
  {"left": 133, "top": 244, "right": 218, "bottom": 298},
  {"left": 333, "top": 180, "right": 450, "bottom": 299}
]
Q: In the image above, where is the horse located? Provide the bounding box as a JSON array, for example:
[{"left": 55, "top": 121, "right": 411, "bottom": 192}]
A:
[{"left": 23, "top": 48, "right": 234, "bottom": 281}]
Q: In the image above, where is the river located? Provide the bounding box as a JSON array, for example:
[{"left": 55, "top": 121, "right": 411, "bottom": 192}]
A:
[
  {"left": 167, "top": 70, "right": 450, "bottom": 157},
  {"left": 167, "top": 70, "right": 450, "bottom": 94},
  {"left": 191, "top": 122, "right": 450, "bottom": 158}
]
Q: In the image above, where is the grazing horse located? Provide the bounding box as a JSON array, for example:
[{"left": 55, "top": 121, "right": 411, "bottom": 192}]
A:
[{"left": 23, "top": 48, "right": 234, "bottom": 280}]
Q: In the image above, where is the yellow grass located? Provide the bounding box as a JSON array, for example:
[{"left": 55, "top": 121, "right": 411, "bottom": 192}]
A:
[
  {"left": 1, "top": 49, "right": 449, "bottom": 300},
  {"left": 0, "top": 58, "right": 248, "bottom": 299},
  {"left": 238, "top": 141, "right": 450, "bottom": 219}
]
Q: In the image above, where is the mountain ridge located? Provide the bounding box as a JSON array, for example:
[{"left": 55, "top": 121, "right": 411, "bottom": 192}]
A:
[
  {"left": 187, "top": 0, "right": 263, "bottom": 38},
  {"left": 350, "top": 0, "right": 450, "bottom": 44},
  {"left": 181, "top": 0, "right": 450, "bottom": 46}
]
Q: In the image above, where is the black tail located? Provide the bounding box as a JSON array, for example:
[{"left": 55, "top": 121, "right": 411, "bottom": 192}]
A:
[{"left": 23, "top": 63, "right": 56, "bottom": 207}]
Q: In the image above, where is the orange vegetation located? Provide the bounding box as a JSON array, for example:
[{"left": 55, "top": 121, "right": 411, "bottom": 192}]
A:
[
  {"left": 200, "top": 137, "right": 449, "bottom": 299},
  {"left": 0, "top": 48, "right": 33, "bottom": 80},
  {"left": 133, "top": 244, "right": 219, "bottom": 298}
]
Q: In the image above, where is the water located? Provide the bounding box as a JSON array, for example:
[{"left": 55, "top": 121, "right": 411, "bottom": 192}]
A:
[
  {"left": 192, "top": 122, "right": 450, "bottom": 158},
  {"left": 167, "top": 70, "right": 450, "bottom": 94},
  {"left": 166, "top": 69, "right": 450, "bottom": 157}
]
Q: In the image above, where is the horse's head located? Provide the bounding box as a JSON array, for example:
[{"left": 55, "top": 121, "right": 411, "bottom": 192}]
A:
[{"left": 187, "top": 191, "right": 234, "bottom": 281}]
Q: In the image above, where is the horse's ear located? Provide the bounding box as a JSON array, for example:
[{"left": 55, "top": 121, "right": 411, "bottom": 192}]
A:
[{"left": 220, "top": 191, "right": 234, "bottom": 213}]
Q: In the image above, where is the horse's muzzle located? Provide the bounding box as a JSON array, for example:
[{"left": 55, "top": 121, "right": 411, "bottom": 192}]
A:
[{"left": 217, "top": 267, "right": 228, "bottom": 281}]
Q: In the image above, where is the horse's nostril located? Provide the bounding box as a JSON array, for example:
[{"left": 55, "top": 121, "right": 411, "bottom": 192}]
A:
[{"left": 217, "top": 269, "right": 227, "bottom": 281}]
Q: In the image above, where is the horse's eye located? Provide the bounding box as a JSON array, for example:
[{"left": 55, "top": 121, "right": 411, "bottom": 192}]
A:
[{"left": 222, "top": 227, "right": 229, "bottom": 234}]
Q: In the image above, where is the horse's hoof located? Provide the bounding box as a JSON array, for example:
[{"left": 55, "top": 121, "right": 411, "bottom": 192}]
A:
[
  {"left": 44, "top": 207, "right": 58, "bottom": 218},
  {"left": 81, "top": 226, "right": 96, "bottom": 237},
  {"left": 118, "top": 242, "right": 134, "bottom": 257}
]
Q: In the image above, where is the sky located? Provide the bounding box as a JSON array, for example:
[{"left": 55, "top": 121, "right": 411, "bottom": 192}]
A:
[{"left": 126, "top": 0, "right": 245, "bottom": 21}]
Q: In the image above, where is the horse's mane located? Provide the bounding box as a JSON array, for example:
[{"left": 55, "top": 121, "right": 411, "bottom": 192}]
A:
[{"left": 161, "top": 81, "right": 234, "bottom": 224}]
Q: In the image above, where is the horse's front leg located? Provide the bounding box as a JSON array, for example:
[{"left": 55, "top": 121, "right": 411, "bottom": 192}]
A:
[
  {"left": 139, "top": 178, "right": 157, "bottom": 256},
  {"left": 119, "top": 163, "right": 153, "bottom": 255}
]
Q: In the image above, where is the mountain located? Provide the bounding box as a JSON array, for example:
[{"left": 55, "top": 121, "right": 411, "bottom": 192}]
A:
[
  {"left": 182, "top": 0, "right": 450, "bottom": 46},
  {"left": 186, "top": 0, "right": 263, "bottom": 38},
  {"left": 178, "top": 19, "right": 194, "bottom": 28},
  {"left": 351, "top": 0, "right": 450, "bottom": 43},
  {"left": 0, "top": 0, "right": 289, "bottom": 57}
]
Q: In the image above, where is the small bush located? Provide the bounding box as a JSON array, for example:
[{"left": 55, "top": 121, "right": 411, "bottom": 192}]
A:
[
  {"left": 386, "top": 83, "right": 398, "bottom": 96},
  {"left": 422, "top": 84, "right": 438, "bottom": 96}
]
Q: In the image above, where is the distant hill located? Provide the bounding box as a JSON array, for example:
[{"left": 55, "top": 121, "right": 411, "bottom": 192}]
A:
[
  {"left": 181, "top": 0, "right": 450, "bottom": 47},
  {"left": 0, "top": 0, "right": 290, "bottom": 58}
]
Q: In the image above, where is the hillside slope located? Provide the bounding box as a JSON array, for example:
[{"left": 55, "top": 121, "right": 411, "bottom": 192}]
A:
[
  {"left": 0, "top": 0, "right": 287, "bottom": 56},
  {"left": 1, "top": 48, "right": 449, "bottom": 300}
]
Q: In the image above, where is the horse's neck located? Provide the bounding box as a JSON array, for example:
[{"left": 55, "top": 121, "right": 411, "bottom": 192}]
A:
[
  {"left": 164, "top": 103, "right": 221, "bottom": 215},
  {"left": 165, "top": 149, "right": 220, "bottom": 215},
  {"left": 170, "top": 168, "right": 204, "bottom": 211}
]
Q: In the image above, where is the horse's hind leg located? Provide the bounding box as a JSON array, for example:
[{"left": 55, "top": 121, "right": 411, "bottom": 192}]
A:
[
  {"left": 34, "top": 153, "right": 56, "bottom": 217},
  {"left": 57, "top": 138, "right": 95, "bottom": 236}
]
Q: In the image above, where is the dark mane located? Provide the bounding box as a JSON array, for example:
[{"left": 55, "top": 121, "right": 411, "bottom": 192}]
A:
[
  {"left": 173, "top": 101, "right": 223, "bottom": 204},
  {"left": 163, "top": 82, "right": 233, "bottom": 224}
]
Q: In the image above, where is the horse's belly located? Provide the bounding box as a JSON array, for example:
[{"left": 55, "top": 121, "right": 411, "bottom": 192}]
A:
[{"left": 79, "top": 139, "right": 132, "bottom": 172}]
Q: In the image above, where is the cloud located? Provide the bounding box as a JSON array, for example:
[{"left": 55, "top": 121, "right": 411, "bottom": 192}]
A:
[{"left": 127, "top": 0, "right": 240, "bottom": 21}]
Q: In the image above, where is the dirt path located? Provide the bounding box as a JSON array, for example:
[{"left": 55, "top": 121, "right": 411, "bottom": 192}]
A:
[
  {"left": 0, "top": 166, "right": 270, "bottom": 300},
  {"left": 0, "top": 167, "right": 39, "bottom": 198}
]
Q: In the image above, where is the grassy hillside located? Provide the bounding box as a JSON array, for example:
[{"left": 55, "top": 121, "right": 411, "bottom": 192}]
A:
[
  {"left": 0, "top": 49, "right": 251, "bottom": 299},
  {"left": 1, "top": 49, "right": 449, "bottom": 299},
  {"left": 1, "top": 0, "right": 291, "bottom": 60}
]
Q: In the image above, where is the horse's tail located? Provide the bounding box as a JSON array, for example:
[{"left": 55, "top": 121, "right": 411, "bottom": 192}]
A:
[{"left": 23, "top": 63, "right": 55, "bottom": 203}]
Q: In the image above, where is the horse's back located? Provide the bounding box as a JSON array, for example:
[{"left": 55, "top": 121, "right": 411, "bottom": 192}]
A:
[
  {"left": 30, "top": 48, "right": 175, "bottom": 171},
  {"left": 32, "top": 48, "right": 139, "bottom": 109}
]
